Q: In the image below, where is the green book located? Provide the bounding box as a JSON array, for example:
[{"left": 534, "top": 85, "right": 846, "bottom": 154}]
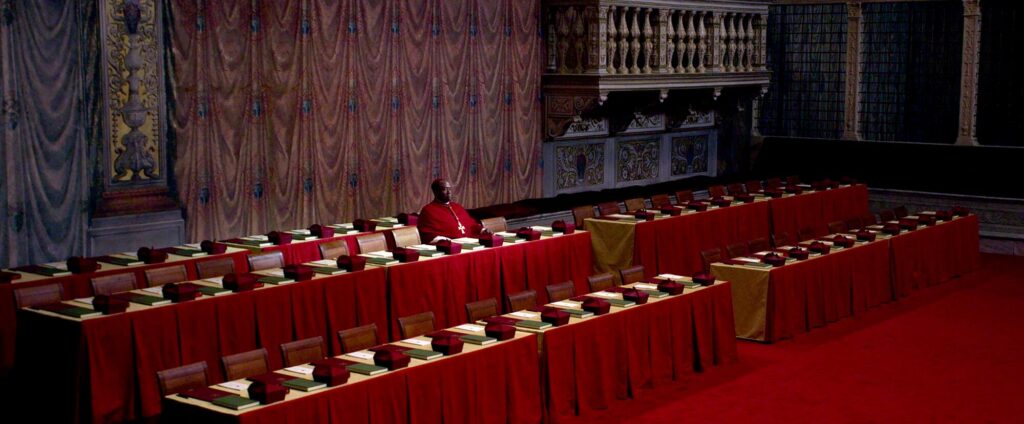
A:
[
  {"left": 371, "top": 221, "right": 400, "bottom": 228},
  {"left": 211, "top": 395, "right": 260, "bottom": 410},
  {"left": 98, "top": 256, "right": 143, "bottom": 266},
  {"left": 290, "top": 233, "right": 318, "bottom": 241},
  {"left": 682, "top": 281, "right": 702, "bottom": 289},
  {"left": 236, "top": 239, "right": 272, "bottom": 247},
  {"left": 411, "top": 250, "right": 444, "bottom": 258},
  {"left": 311, "top": 266, "right": 346, "bottom": 275},
  {"left": 198, "top": 286, "right": 231, "bottom": 297},
  {"left": 455, "top": 243, "right": 484, "bottom": 251},
  {"left": 346, "top": 363, "right": 387, "bottom": 376},
  {"left": 405, "top": 349, "right": 443, "bottom": 360},
  {"left": 743, "top": 261, "right": 773, "bottom": 268},
  {"left": 282, "top": 378, "right": 326, "bottom": 392},
  {"left": 558, "top": 308, "right": 594, "bottom": 318},
  {"left": 57, "top": 306, "right": 103, "bottom": 319},
  {"left": 257, "top": 276, "right": 295, "bottom": 285},
  {"left": 459, "top": 334, "right": 497, "bottom": 345},
  {"left": 638, "top": 289, "right": 669, "bottom": 298},
  {"left": 514, "top": 320, "right": 552, "bottom": 330},
  {"left": 169, "top": 248, "right": 207, "bottom": 257},
  {"left": 605, "top": 299, "right": 636, "bottom": 308},
  {"left": 365, "top": 257, "right": 398, "bottom": 266},
  {"left": 126, "top": 294, "right": 172, "bottom": 306}
]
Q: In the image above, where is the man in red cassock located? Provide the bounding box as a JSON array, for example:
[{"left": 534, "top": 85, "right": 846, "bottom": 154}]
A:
[{"left": 418, "top": 179, "right": 483, "bottom": 243}]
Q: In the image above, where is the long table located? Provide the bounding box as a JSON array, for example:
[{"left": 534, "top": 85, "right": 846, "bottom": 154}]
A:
[{"left": 768, "top": 184, "right": 870, "bottom": 240}]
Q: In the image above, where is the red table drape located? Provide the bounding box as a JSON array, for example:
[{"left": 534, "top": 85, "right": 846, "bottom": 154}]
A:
[
  {"left": 889, "top": 215, "right": 980, "bottom": 298},
  {"left": 768, "top": 185, "right": 870, "bottom": 240},
  {"left": 258, "top": 234, "right": 361, "bottom": 266}
]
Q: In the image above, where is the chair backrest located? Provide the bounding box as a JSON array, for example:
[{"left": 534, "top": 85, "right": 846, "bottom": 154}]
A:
[
  {"left": 465, "top": 298, "right": 498, "bottom": 323},
  {"left": 545, "top": 281, "right": 576, "bottom": 303},
  {"left": 764, "top": 177, "right": 782, "bottom": 189},
  {"left": 618, "top": 265, "right": 645, "bottom": 285},
  {"left": 844, "top": 216, "right": 863, "bottom": 231},
  {"left": 13, "top": 283, "right": 64, "bottom": 309},
  {"left": 747, "top": 237, "right": 771, "bottom": 253},
  {"left": 356, "top": 233, "right": 387, "bottom": 253},
  {"left": 389, "top": 227, "right": 422, "bottom": 248},
  {"left": 878, "top": 210, "right": 896, "bottom": 222},
  {"left": 623, "top": 198, "right": 646, "bottom": 212},
  {"left": 280, "top": 336, "right": 325, "bottom": 367},
  {"left": 707, "top": 185, "right": 727, "bottom": 198},
  {"left": 247, "top": 251, "right": 284, "bottom": 272},
  {"left": 726, "top": 183, "right": 745, "bottom": 196},
  {"left": 571, "top": 205, "right": 596, "bottom": 228},
  {"left": 726, "top": 242, "right": 750, "bottom": 258},
  {"left": 861, "top": 213, "right": 878, "bottom": 226},
  {"left": 650, "top": 194, "right": 672, "bottom": 209},
  {"left": 221, "top": 348, "right": 269, "bottom": 381},
  {"left": 587, "top": 273, "right": 615, "bottom": 293},
  {"left": 319, "top": 239, "right": 350, "bottom": 260},
  {"left": 674, "top": 190, "right": 694, "bottom": 203},
  {"left": 480, "top": 217, "right": 508, "bottom": 234},
  {"left": 773, "top": 232, "right": 793, "bottom": 248},
  {"left": 744, "top": 180, "right": 763, "bottom": 193},
  {"left": 91, "top": 273, "right": 138, "bottom": 296},
  {"left": 798, "top": 227, "right": 818, "bottom": 242},
  {"left": 597, "top": 202, "right": 621, "bottom": 216},
  {"left": 338, "top": 324, "right": 379, "bottom": 353},
  {"left": 156, "top": 361, "right": 208, "bottom": 397},
  {"left": 506, "top": 289, "right": 537, "bottom": 312},
  {"left": 893, "top": 206, "right": 909, "bottom": 219},
  {"left": 145, "top": 264, "right": 189, "bottom": 287},
  {"left": 196, "top": 257, "right": 236, "bottom": 279},
  {"left": 397, "top": 311, "right": 435, "bottom": 339},
  {"left": 700, "top": 248, "right": 723, "bottom": 272},
  {"left": 827, "top": 221, "right": 848, "bottom": 235}
]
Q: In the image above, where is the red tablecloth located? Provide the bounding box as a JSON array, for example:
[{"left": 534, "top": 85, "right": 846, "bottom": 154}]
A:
[
  {"left": 768, "top": 184, "right": 870, "bottom": 239},
  {"left": 13, "top": 267, "right": 387, "bottom": 423},
  {"left": 259, "top": 233, "right": 361, "bottom": 265},
  {"left": 890, "top": 215, "right": 980, "bottom": 298},
  {"left": 161, "top": 334, "right": 542, "bottom": 424},
  {"left": 0, "top": 249, "right": 249, "bottom": 378},
  {"left": 542, "top": 282, "right": 737, "bottom": 422}
]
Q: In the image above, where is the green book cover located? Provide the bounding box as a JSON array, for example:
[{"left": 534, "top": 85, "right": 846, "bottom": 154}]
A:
[
  {"left": 283, "top": 378, "right": 326, "bottom": 392},
  {"left": 170, "top": 248, "right": 207, "bottom": 257},
  {"left": 743, "top": 261, "right": 773, "bottom": 268},
  {"left": 455, "top": 243, "right": 483, "bottom": 251},
  {"left": 514, "top": 320, "right": 552, "bottom": 330},
  {"left": 211, "top": 395, "right": 260, "bottom": 410},
  {"left": 198, "top": 286, "right": 231, "bottom": 296},
  {"left": 459, "top": 334, "right": 497, "bottom": 345},
  {"left": 366, "top": 257, "right": 398, "bottom": 266},
  {"left": 412, "top": 250, "right": 444, "bottom": 258},
  {"left": 638, "top": 289, "right": 669, "bottom": 298},
  {"left": 405, "top": 349, "right": 443, "bottom": 360},
  {"left": 99, "top": 256, "right": 142, "bottom": 266},
  {"left": 311, "top": 266, "right": 346, "bottom": 275},
  {"left": 237, "top": 239, "right": 270, "bottom": 247},
  {"left": 558, "top": 308, "right": 594, "bottom": 318},
  {"left": 290, "top": 233, "right": 318, "bottom": 241},
  {"left": 346, "top": 363, "right": 387, "bottom": 375},
  {"left": 257, "top": 276, "right": 295, "bottom": 285},
  {"left": 606, "top": 299, "right": 636, "bottom": 308},
  {"left": 128, "top": 294, "right": 172, "bottom": 306},
  {"left": 57, "top": 306, "right": 103, "bottom": 319},
  {"left": 682, "top": 281, "right": 701, "bottom": 289}
]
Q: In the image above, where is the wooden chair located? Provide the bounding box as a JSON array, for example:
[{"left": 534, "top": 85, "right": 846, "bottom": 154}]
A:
[
  {"left": 618, "top": 265, "right": 645, "bottom": 285},
  {"left": 571, "top": 205, "right": 596, "bottom": 228},
  {"left": 726, "top": 183, "right": 746, "bottom": 196},
  {"left": 649, "top": 194, "right": 672, "bottom": 209},
  {"left": 319, "top": 239, "right": 350, "bottom": 260},
  {"left": 878, "top": 210, "right": 897, "bottom": 222},
  {"left": 222, "top": 348, "right": 269, "bottom": 381},
  {"left": 280, "top": 336, "right": 325, "bottom": 367},
  {"left": 798, "top": 227, "right": 818, "bottom": 242},
  {"left": 145, "top": 264, "right": 189, "bottom": 287},
  {"left": 338, "top": 324, "right": 379, "bottom": 353},
  {"left": 545, "top": 281, "right": 575, "bottom": 303},
  {"left": 13, "top": 283, "right": 64, "bottom": 309},
  {"left": 744, "top": 180, "right": 763, "bottom": 193},
  {"left": 587, "top": 273, "right": 615, "bottom": 293},
  {"left": 505, "top": 290, "right": 537, "bottom": 312},
  {"left": 247, "top": 251, "right": 284, "bottom": 272},
  {"left": 156, "top": 361, "right": 208, "bottom": 397},
  {"left": 196, "top": 257, "right": 235, "bottom": 279},
  {"left": 844, "top": 216, "right": 863, "bottom": 231},
  {"left": 773, "top": 232, "right": 793, "bottom": 248},
  {"left": 707, "top": 185, "right": 727, "bottom": 198},
  {"left": 861, "top": 213, "right": 879, "bottom": 226},
  {"left": 397, "top": 311, "right": 435, "bottom": 339},
  {"left": 623, "top": 198, "right": 646, "bottom": 212},
  {"left": 674, "top": 190, "right": 694, "bottom": 203},
  {"left": 893, "top": 206, "right": 909, "bottom": 219},
  {"left": 90, "top": 273, "right": 137, "bottom": 296},
  {"left": 465, "top": 298, "right": 498, "bottom": 323},
  {"left": 700, "top": 248, "right": 723, "bottom": 273},
  {"left": 827, "top": 221, "right": 848, "bottom": 235},
  {"left": 480, "top": 217, "right": 508, "bottom": 234},
  {"left": 356, "top": 233, "right": 387, "bottom": 253},
  {"left": 764, "top": 177, "right": 783, "bottom": 189},
  {"left": 747, "top": 237, "right": 771, "bottom": 253},
  {"left": 389, "top": 227, "right": 421, "bottom": 248},
  {"left": 726, "top": 242, "right": 750, "bottom": 258},
  {"left": 597, "top": 202, "right": 621, "bottom": 216}
]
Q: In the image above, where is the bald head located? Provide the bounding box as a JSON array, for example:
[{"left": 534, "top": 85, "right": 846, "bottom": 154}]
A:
[{"left": 431, "top": 178, "right": 452, "bottom": 203}]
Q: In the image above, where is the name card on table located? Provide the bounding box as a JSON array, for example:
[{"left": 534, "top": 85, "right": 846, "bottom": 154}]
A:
[
  {"left": 550, "top": 301, "right": 580, "bottom": 308},
  {"left": 590, "top": 291, "right": 619, "bottom": 299}
]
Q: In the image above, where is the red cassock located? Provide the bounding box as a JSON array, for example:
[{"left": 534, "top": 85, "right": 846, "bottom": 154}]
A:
[{"left": 418, "top": 201, "right": 482, "bottom": 241}]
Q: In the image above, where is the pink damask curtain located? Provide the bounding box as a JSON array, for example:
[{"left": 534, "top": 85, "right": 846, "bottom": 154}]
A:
[{"left": 167, "top": 0, "right": 542, "bottom": 241}]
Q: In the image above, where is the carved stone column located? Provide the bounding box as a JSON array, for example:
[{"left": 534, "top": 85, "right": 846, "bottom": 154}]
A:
[
  {"left": 842, "top": 2, "right": 862, "bottom": 140},
  {"left": 957, "top": 0, "right": 981, "bottom": 146}
]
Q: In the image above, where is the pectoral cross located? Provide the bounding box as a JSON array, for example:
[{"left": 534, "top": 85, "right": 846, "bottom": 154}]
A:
[
  {"left": 457, "top": 222, "right": 466, "bottom": 235},
  {"left": 445, "top": 204, "right": 466, "bottom": 235}
]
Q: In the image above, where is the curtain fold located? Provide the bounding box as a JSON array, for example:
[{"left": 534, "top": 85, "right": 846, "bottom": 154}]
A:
[{"left": 167, "top": 0, "right": 541, "bottom": 241}]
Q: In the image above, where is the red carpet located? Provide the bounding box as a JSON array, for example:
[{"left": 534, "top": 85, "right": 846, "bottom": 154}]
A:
[{"left": 589, "top": 253, "right": 1024, "bottom": 423}]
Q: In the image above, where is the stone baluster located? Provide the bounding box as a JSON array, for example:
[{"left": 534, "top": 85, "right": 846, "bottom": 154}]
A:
[
  {"left": 736, "top": 15, "right": 747, "bottom": 72},
  {"left": 657, "top": 9, "right": 671, "bottom": 74},
  {"left": 556, "top": 8, "right": 571, "bottom": 74},
  {"left": 607, "top": 6, "right": 617, "bottom": 74},
  {"left": 629, "top": 8, "right": 641, "bottom": 74},
  {"left": 745, "top": 14, "right": 755, "bottom": 71},
  {"left": 725, "top": 13, "right": 736, "bottom": 72},
  {"left": 685, "top": 11, "right": 696, "bottom": 73},
  {"left": 757, "top": 14, "right": 767, "bottom": 71},
  {"left": 618, "top": 7, "right": 629, "bottom": 74},
  {"left": 666, "top": 11, "right": 677, "bottom": 73},
  {"left": 589, "top": 6, "right": 603, "bottom": 74},
  {"left": 572, "top": 7, "right": 586, "bottom": 73},
  {"left": 696, "top": 11, "right": 707, "bottom": 73},
  {"left": 642, "top": 8, "right": 653, "bottom": 73}
]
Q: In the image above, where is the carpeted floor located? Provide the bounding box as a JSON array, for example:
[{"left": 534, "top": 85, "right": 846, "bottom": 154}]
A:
[{"left": 590, "top": 253, "right": 1024, "bottom": 423}]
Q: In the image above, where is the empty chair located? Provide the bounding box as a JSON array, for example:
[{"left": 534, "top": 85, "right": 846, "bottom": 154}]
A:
[
  {"left": 505, "top": 289, "right": 537, "bottom": 312},
  {"left": 318, "top": 239, "right": 350, "bottom": 260},
  {"left": 465, "top": 298, "right": 498, "bottom": 323},
  {"left": 726, "top": 183, "right": 746, "bottom": 196},
  {"left": 156, "top": 361, "right": 209, "bottom": 397},
  {"left": 878, "top": 210, "right": 897, "bottom": 222},
  {"left": 844, "top": 216, "right": 863, "bottom": 231},
  {"left": 356, "top": 233, "right": 387, "bottom": 253},
  {"left": 674, "top": 190, "right": 694, "bottom": 203},
  {"left": 827, "top": 221, "right": 848, "bottom": 235},
  {"left": 798, "top": 227, "right": 817, "bottom": 242},
  {"left": 571, "top": 205, "right": 596, "bottom": 228},
  {"left": 587, "top": 273, "right": 615, "bottom": 293},
  {"left": 196, "top": 257, "right": 235, "bottom": 279},
  {"left": 650, "top": 194, "right": 672, "bottom": 209},
  {"left": 744, "top": 180, "right": 763, "bottom": 193},
  {"left": 747, "top": 237, "right": 771, "bottom": 253},
  {"left": 894, "top": 206, "right": 909, "bottom": 219},
  {"left": 397, "top": 311, "right": 435, "bottom": 339},
  {"left": 545, "top": 281, "right": 576, "bottom": 303},
  {"left": 13, "top": 283, "right": 64, "bottom": 309},
  {"left": 861, "top": 213, "right": 879, "bottom": 226},
  {"left": 764, "top": 177, "right": 783, "bottom": 189},
  {"left": 221, "top": 348, "right": 269, "bottom": 381},
  {"left": 726, "top": 242, "right": 750, "bottom": 258},
  {"left": 389, "top": 227, "right": 421, "bottom": 248},
  {"left": 480, "top": 217, "right": 508, "bottom": 234},
  {"left": 145, "top": 264, "right": 189, "bottom": 287},
  {"left": 338, "top": 324, "right": 379, "bottom": 353},
  {"left": 280, "top": 336, "right": 325, "bottom": 367},
  {"left": 619, "top": 265, "right": 645, "bottom": 285},
  {"left": 700, "top": 248, "right": 723, "bottom": 273},
  {"left": 247, "top": 251, "right": 284, "bottom": 272},
  {"left": 707, "top": 185, "right": 727, "bottom": 198},
  {"left": 773, "top": 232, "right": 793, "bottom": 248},
  {"left": 623, "top": 198, "right": 646, "bottom": 212},
  {"left": 597, "top": 202, "right": 621, "bottom": 216},
  {"left": 91, "top": 273, "right": 137, "bottom": 296}
]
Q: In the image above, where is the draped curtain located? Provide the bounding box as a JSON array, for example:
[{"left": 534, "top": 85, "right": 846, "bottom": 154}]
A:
[
  {"left": 0, "top": 0, "right": 98, "bottom": 268},
  {"left": 167, "top": 0, "right": 542, "bottom": 241}
]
